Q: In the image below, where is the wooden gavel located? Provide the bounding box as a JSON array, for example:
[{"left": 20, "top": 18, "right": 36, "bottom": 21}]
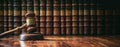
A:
[{"left": 0, "top": 12, "right": 37, "bottom": 38}]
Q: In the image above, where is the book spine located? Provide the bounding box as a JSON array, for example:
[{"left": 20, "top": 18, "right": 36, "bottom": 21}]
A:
[
  {"left": 8, "top": 0, "right": 14, "bottom": 30},
  {"left": 105, "top": 10, "right": 113, "bottom": 35},
  {"left": 27, "top": 0, "right": 34, "bottom": 12},
  {"left": 46, "top": 0, "right": 53, "bottom": 35},
  {"left": 21, "top": 0, "right": 27, "bottom": 33},
  {"left": 0, "top": 0, "right": 4, "bottom": 33},
  {"left": 40, "top": 0, "right": 46, "bottom": 35},
  {"left": 112, "top": 10, "right": 116, "bottom": 35},
  {"left": 96, "top": 2, "right": 105, "bottom": 35},
  {"left": 79, "top": 0, "right": 84, "bottom": 35},
  {"left": 61, "top": 0, "right": 66, "bottom": 35},
  {"left": 53, "top": 0, "right": 61, "bottom": 35},
  {"left": 83, "top": 0, "right": 91, "bottom": 35},
  {"left": 72, "top": 0, "right": 79, "bottom": 35},
  {"left": 113, "top": 10, "right": 120, "bottom": 34},
  {"left": 34, "top": 0, "right": 40, "bottom": 33},
  {"left": 90, "top": 0, "right": 97, "bottom": 35},
  {"left": 4, "top": 0, "right": 8, "bottom": 32},
  {"left": 13, "top": 0, "right": 21, "bottom": 35},
  {"left": 65, "top": 0, "right": 72, "bottom": 35},
  {"left": 22, "top": 0, "right": 27, "bottom": 24},
  {"left": 8, "top": 0, "right": 15, "bottom": 36}
]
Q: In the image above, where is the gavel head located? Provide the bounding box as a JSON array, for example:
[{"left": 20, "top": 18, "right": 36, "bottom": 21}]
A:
[
  {"left": 25, "top": 12, "right": 36, "bottom": 27},
  {"left": 25, "top": 12, "right": 35, "bottom": 17}
]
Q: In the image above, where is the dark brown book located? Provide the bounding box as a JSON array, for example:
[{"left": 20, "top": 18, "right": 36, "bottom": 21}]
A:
[
  {"left": 79, "top": 19, "right": 84, "bottom": 35},
  {"left": 112, "top": 10, "right": 118, "bottom": 35},
  {"left": 61, "top": 22, "right": 66, "bottom": 35},
  {"left": 79, "top": 0, "right": 84, "bottom": 35},
  {"left": 40, "top": 22, "right": 46, "bottom": 28},
  {"left": 53, "top": 0, "right": 61, "bottom": 35},
  {"left": 40, "top": 16, "right": 46, "bottom": 22},
  {"left": 90, "top": 0, "right": 97, "bottom": 35},
  {"left": 53, "top": 16, "right": 61, "bottom": 35},
  {"left": 34, "top": 0, "right": 40, "bottom": 16},
  {"left": 0, "top": 1, "right": 4, "bottom": 33},
  {"left": 65, "top": 0, "right": 72, "bottom": 27},
  {"left": 46, "top": 27, "right": 53, "bottom": 35},
  {"left": 46, "top": 16, "right": 53, "bottom": 35},
  {"left": 54, "top": 22, "right": 61, "bottom": 35},
  {"left": 105, "top": 10, "right": 113, "bottom": 35},
  {"left": 34, "top": 0, "right": 40, "bottom": 33},
  {"left": 66, "top": 16, "right": 72, "bottom": 22},
  {"left": 40, "top": 22, "right": 46, "bottom": 35},
  {"left": 8, "top": 0, "right": 14, "bottom": 30},
  {"left": 72, "top": 22, "right": 79, "bottom": 35},
  {"left": 54, "top": 16, "right": 60, "bottom": 22},
  {"left": 27, "top": 0, "right": 34, "bottom": 12},
  {"left": 54, "top": 22, "right": 60, "bottom": 27},
  {"left": 54, "top": 27, "right": 61, "bottom": 35},
  {"left": 46, "top": 0, "right": 53, "bottom": 35},
  {"left": 13, "top": 0, "right": 21, "bottom": 35},
  {"left": 84, "top": 21, "right": 90, "bottom": 35},
  {"left": 90, "top": 21, "right": 97, "bottom": 35},
  {"left": 72, "top": 26, "right": 79, "bottom": 35},
  {"left": 66, "top": 21, "right": 72, "bottom": 35},
  {"left": 60, "top": 0, "right": 66, "bottom": 35},
  {"left": 21, "top": 0, "right": 27, "bottom": 30},
  {"left": 97, "top": 9, "right": 105, "bottom": 35},
  {"left": 21, "top": 0, "right": 27, "bottom": 16},
  {"left": 4, "top": 0, "right": 8, "bottom": 32},
  {"left": 72, "top": 0, "right": 79, "bottom": 35},
  {"left": 35, "top": 16, "right": 40, "bottom": 33},
  {"left": 40, "top": 0, "right": 46, "bottom": 35},
  {"left": 46, "top": 22, "right": 53, "bottom": 28},
  {"left": 46, "top": 0, "right": 53, "bottom": 17},
  {"left": 40, "top": 0, "right": 46, "bottom": 17},
  {"left": 40, "top": 27, "right": 46, "bottom": 35},
  {"left": 46, "top": 16, "right": 53, "bottom": 22},
  {"left": 83, "top": 0, "right": 91, "bottom": 35},
  {"left": 53, "top": 0, "right": 60, "bottom": 16},
  {"left": 66, "top": 27, "right": 72, "bottom": 35}
]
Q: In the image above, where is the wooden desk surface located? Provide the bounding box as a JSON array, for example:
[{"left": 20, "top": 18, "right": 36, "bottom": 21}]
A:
[{"left": 0, "top": 36, "right": 120, "bottom": 47}]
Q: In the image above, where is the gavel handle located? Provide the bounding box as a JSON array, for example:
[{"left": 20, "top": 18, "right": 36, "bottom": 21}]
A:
[{"left": 0, "top": 24, "right": 27, "bottom": 37}]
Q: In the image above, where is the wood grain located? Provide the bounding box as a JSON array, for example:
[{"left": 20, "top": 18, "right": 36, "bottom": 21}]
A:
[{"left": 0, "top": 36, "right": 120, "bottom": 47}]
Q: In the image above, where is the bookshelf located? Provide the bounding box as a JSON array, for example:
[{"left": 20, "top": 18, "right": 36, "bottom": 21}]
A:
[{"left": 0, "top": 0, "right": 117, "bottom": 35}]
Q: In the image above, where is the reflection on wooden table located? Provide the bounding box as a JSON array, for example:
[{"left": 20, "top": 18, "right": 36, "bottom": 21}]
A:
[{"left": 0, "top": 36, "right": 120, "bottom": 47}]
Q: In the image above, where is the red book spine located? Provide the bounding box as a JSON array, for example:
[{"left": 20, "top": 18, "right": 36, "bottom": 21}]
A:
[
  {"left": 65, "top": 0, "right": 72, "bottom": 35},
  {"left": 34, "top": 0, "right": 40, "bottom": 33},
  {"left": 46, "top": 0, "right": 53, "bottom": 35},
  {"left": 53, "top": 0, "right": 61, "bottom": 35},
  {"left": 40, "top": 0, "right": 46, "bottom": 35},
  {"left": 61, "top": 0, "right": 66, "bottom": 35},
  {"left": 72, "top": 0, "right": 79, "bottom": 35}
]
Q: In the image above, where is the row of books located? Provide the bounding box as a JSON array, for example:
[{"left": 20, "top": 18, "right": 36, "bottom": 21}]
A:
[
  {"left": 0, "top": 0, "right": 4, "bottom": 33},
  {"left": 0, "top": 0, "right": 115, "bottom": 35}
]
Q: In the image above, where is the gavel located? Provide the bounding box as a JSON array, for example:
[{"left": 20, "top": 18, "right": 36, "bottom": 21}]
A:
[
  {"left": 25, "top": 12, "right": 36, "bottom": 33},
  {"left": 0, "top": 12, "right": 43, "bottom": 40}
]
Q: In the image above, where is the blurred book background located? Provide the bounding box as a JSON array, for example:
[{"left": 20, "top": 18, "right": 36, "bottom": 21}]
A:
[{"left": 0, "top": 0, "right": 120, "bottom": 36}]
